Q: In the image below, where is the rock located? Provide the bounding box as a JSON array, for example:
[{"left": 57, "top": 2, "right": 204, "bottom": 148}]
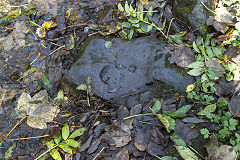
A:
[
  {"left": 224, "top": 46, "right": 240, "bottom": 67},
  {"left": 172, "top": 0, "right": 214, "bottom": 35},
  {"left": 205, "top": 60, "right": 225, "bottom": 77},
  {"left": 215, "top": 78, "right": 238, "bottom": 96},
  {"left": 169, "top": 44, "right": 195, "bottom": 69},
  {"left": 62, "top": 37, "right": 194, "bottom": 107},
  {"left": 229, "top": 95, "right": 240, "bottom": 117}
]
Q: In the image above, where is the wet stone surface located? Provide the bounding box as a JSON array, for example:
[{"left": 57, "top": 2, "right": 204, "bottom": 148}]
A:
[{"left": 63, "top": 36, "right": 194, "bottom": 107}]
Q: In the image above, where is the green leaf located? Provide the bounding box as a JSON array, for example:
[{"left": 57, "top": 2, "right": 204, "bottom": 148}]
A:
[
  {"left": 62, "top": 123, "right": 70, "bottom": 140},
  {"left": 176, "top": 105, "right": 192, "bottom": 114},
  {"left": 129, "top": 4, "right": 136, "bottom": 17},
  {"left": 175, "top": 146, "right": 198, "bottom": 160},
  {"left": 69, "top": 128, "right": 86, "bottom": 139},
  {"left": 128, "top": 17, "right": 140, "bottom": 23},
  {"left": 125, "top": 1, "right": 130, "bottom": 15},
  {"left": 118, "top": 3, "right": 124, "bottom": 12},
  {"left": 54, "top": 135, "right": 61, "bottom": 145},
  {"left": 42, "top": 72, "right": 51, "bottom": 88},
  {"left": 170, "top": 133, "right": 187, "bottom": 147},
  {"left": 122, "top": 22, "right": 132, "bottom": 28},
  {"left": 65, "top": 139, "right": 80, "bottom": 148},
  {"left": 46, "top": 139, "right": 55, "bottom": 149},
  {"left": 128, "top": 29, "right": 134, "bottom": 39},
  {"left": 200, "top": 128, "right": 210, "bottom": 138},
  {"left": 196, "top": 36, "right": 202, "bottom": 45},
  {"left": 59, "top": 142, "right": 72, "bottom": 154},
  {"left": 187, "top": 61, "right": 205, "bottom": 69},
  {"left": 205, "top": 46, "right": 214, "bottom": 59},
  {"left": 151, "top": 100, "right": 161, "bottom": 114},
  {"left": 192, "top": 41, "right": 201, "bottom": 53},
  {"left": 165, "top": 111, "right": 188, "bottom": 118},
  {"left": 137, "top": 4, "right": 143, "bottom": 20},
  {"left": 147, "top": 6, "right": 153, "bottom": 16},
  {"left": 198, "top": 104, "right": 217, "bottom": 116},
  {"left": 105, "top": 41, "right": 112, "bottom": 49},
  {"left": 212, "top": 47, "right": 222, "bottom": 58},
  {"left": 157, "top": 114, "right": 175, "bottom": 133},
  {"left": 50, "top": 149, "right": 62, "bottom": 160},
  {"left": 187, "top": 68, "right": 203, "bottom": 76},
  {"left": 198, "top": 46, "right": 208, "bottom": 60}
]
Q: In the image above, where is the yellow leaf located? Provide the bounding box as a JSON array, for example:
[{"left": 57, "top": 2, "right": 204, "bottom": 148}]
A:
[
  {"left": 43, "top": 21, "right": 57, "bottom": 30},
  {"left": 140, "top": 0, "right": 149, "bottom": 5},
  {"left": 186, "top": 84, "right": 194, "bottom": 92}
]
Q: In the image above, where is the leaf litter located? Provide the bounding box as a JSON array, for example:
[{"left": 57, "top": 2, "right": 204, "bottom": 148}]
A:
[{"left": 16, "top": 90, "right": 60, "bottom": 129}]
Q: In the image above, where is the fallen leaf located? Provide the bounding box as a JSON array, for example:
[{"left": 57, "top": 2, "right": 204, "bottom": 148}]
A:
[
  {"left": 16, "top": 90, "right": 60, "bottom": 129},
  {"left": 186, "top": 84, "right": 194, "bottom": 92},
  {"left": 157, "top": 114, "right": 175, "bottom": 133},
  {"left": 205, "top": 134, "right": 236, "bottom": 160},
  {"left": 228, "top": 95, "right": 240, "bottom": 117}
]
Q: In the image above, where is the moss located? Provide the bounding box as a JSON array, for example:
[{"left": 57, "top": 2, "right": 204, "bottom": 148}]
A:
[
  {"left": 152, "top": 81, "right": 183, "bottom": 99},
  {"left": 172, "top": 0, "right": 197, "bottom": 25},
  {"left": 78, "top": 36, "right": 92, "bottom": 58}
]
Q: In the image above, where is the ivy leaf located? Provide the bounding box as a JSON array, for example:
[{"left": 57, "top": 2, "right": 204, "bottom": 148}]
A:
[
  {"left": 65, "top": 139, "right": 80, "bottom": 148},
  {"left": 157, "top": 114, "right": 175, "bottom": 133},
  {"left": 69, "top": 128, "right": 86, "bottom": 139},
  {"left": 175, "top": 146, "right": 199, "bottom": 160},
  {"left": 198, "top": 104, "right": 217, "bottom": 116},
  {"left": 151, "top": 100, "right": 161, "bottom": 114},
  {"left": 187, "top": 68, "right": 203, "bottom": 76},
  {"left": 59, "top": 142, "right": 72, "bottom": 154},
  {"left": 62, "top": 123, "right": 70, "bottom": 140},
  {"left": 50, "top": 149, "right": 62, "bottom": 160},
  {"left": 187, "top": 61, "right": 205, "bottom": 69}
]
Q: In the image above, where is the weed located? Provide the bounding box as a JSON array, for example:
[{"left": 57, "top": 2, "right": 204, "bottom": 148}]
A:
[{"left": 36, "top": 123, "right": 85, "bottom": 160}]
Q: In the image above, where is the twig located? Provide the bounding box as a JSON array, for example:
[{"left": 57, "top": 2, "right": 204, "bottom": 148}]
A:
[
  {"left": 201, "top": 2, "right": 216, "bottom": 15},
  {"left": 38, "top": 45, "right": 65, "bottom": 61},
  {"left": 93, "top": 147, "right": 105, "bottom": 160},
  {"left": 123, "top": 113, "right": 154, "bottom": 120},
  {"left": 0, "top": 116, "right": 27, "bottom": 146},
  {"left": 167, "top": 18, "right": 175, "bottom": 38},
  {"left": 188, "top": 145, "right": 205, "bottom": 159},
  {"left": 30, "top": 53, "right": 41, "bottom": 65},
  {"left": 0, "top": 134, "right": 50, "bottom": 141},
  {"left": 34, "top": 145, "right": 58, "bottom": 160},
  {"left": 60, "top": 24, "right": 95, "bottom": 31}
]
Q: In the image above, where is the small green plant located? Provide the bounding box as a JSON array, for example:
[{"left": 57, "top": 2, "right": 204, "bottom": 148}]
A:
[
  {"left": 201, "top": 99, "right": 240, "bottom": 152},
  {"left": 42, "top": 123, "right": 85, "bottom": 160},
  {"left": 200, "top": 128, "right": 210, "bottom": 138},
  {"left": 223, "top": 62, "right": 240, "bottom": 81},
  {"left": 117, "top": 1, "right": 170, "bottom": 39}
]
